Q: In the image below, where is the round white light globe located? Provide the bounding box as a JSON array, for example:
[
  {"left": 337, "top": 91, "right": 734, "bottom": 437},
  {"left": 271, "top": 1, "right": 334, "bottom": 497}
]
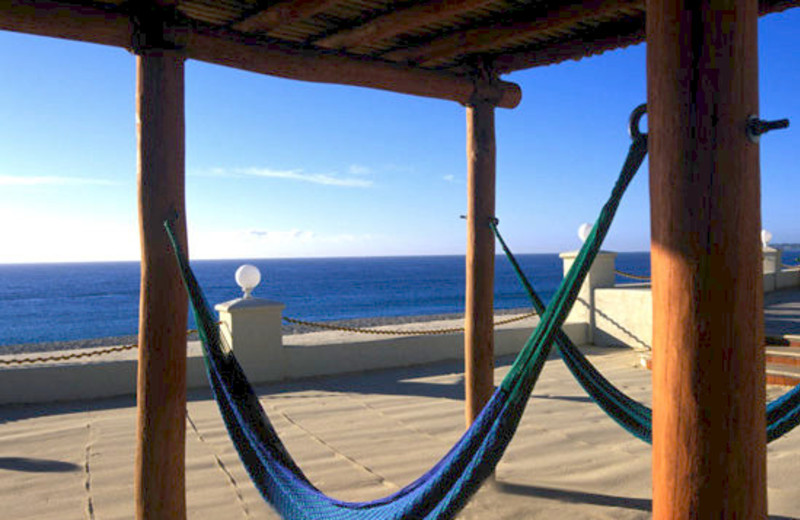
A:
[
  {"left": 761, "top": 229, "right": 773, "bottom": 248},
  {"left": 578, "top": 223, "right": 593, "bottom": 243},
  {"left": 235, "top": 264, "right": 261, "bottom": 299}
]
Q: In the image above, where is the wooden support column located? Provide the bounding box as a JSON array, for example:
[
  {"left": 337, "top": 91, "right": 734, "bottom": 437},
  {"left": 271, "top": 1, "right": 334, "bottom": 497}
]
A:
[
  {"left": 464, "top": 84, "right": 498, "bottom": 427},
  {"left": 135, "top": 48, "right": 188, "bottom": 520},
  {"left": 647, "top": 0, "right": 766, "bottom": 518}
]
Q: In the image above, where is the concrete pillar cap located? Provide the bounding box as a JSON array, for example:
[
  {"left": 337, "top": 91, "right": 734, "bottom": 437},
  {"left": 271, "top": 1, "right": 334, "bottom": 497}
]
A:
[{"left": 215, "top": 297, "right": 285, "bottom": 312}]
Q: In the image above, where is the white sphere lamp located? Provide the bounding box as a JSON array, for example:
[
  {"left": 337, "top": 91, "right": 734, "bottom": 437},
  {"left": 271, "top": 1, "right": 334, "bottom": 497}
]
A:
[
  {"left": 761, "top": 229, "right": 773, "bottom": 249},
  {"left": 235, "top": 264, "right": 261, "bottom": 299},
  {"left": 578, "top": 223, "right": 593, "bottom": 243}
]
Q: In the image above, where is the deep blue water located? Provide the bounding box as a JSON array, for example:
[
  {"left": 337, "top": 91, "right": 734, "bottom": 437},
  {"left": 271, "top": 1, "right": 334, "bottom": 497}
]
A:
[{"left": 0, "top": 251, "right": 796, "bottom": 346}]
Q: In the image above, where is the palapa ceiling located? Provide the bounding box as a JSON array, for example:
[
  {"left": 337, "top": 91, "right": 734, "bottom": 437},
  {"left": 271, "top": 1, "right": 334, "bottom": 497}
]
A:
[
  {"left": 151, "top": 0, "right": 650, "bottom": 74},
  {"left": 2, "top": 0, "right": 799, "bottom": 107}
]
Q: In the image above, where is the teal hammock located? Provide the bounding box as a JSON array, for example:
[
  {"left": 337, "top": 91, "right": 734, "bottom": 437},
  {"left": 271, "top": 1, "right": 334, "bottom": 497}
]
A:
[
  {"left": 491, "top": 208, "right": 800, "bottom": 445},
  {"left": 165, "top": 106, "right": 648, "bottom": 520}
]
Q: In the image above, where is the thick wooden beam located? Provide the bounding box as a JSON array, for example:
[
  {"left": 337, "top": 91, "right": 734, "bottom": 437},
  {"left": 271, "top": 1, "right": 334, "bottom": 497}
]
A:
[
  {"left": 647, "top": 0, "right": 766, "bottom": 518},
  {"left": 382, "top": 0, "right": 642, "bottom": 66},
  {"left": 233, "top": 0, "right": 341, "bottom": 33},
  {"left": 0, "top": 0, "right": 131, "bottom": 47},
  {"left": 464, "top": 87, "right": 497, "bottom": 427},
  {"left": 186, "top": 27, "right": 521, "bottom": 108},
  {"left": 135, "top": 49, "right": 187, "bottom": 520},
  {"left": 0, "top": 0, "right": 521, "bottom": 108},
  {"left": 315, "top": 0, "right": 495, "bottom": 51}
]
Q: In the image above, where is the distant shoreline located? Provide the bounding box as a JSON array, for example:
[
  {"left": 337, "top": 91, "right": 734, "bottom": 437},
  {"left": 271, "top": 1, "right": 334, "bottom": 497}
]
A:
[{"left": 0, "top": 307, "right": 532, "bottom": 356}]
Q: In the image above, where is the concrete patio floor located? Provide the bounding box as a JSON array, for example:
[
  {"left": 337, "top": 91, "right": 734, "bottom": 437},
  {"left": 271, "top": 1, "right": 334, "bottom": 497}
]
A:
[{"left": 2, "top": 343, "right": 800, "bottom": 519}]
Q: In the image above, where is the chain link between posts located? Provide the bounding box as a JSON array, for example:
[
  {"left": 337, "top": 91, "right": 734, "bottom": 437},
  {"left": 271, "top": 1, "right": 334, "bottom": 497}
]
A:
[
  {"left": 614, "top": 269, "right": 651, "bottom": 281},
  {"left": 282, "top": 311, "right": 538, "bottom": 335},
  {"left": 0, "top": 329, "right": 199, "bottom": 366},
  {"left": 3, "top": 310, "right": 541, "bottom": 366}
]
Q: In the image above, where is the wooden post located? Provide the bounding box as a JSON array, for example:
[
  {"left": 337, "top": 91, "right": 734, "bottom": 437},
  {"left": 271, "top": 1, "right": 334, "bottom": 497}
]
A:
[
  {"left": 647, "top": 0, "right": 766, "bottom": 518},
  {"left": 134, "top": 48, "right": 188, "bottom": 520},
  {"left": 464, "top": 84, "right": 498, "bottom": 427}
]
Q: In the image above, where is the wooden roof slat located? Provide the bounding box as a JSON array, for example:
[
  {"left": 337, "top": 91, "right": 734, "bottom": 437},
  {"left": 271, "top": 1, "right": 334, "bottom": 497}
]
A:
[
  {"left": 233, "top": 0, "right": 343, "bottom": 33},
  {"left": 0, "top": 0, "right": 520, "bottom": 107},
  {"left": 179, "top": 0, "right": 256, "bottom": 25},
  {"left": 382, "top": 0, "right": 642, "bottom": 66},
  {"left": 492, "top": 0, "right": 800, "bottom": 72},
  {"left": 493, "top": 22, "right": 644, "bottom": 72},
  {"left": 314, "top": 0, "right": 497, "bottom": 50},
  {"left": 2, "top": 0, "right": 799, "bottom": 97}
]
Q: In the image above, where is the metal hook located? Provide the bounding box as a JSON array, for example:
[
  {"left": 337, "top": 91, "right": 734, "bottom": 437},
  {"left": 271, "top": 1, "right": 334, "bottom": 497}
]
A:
[
  {"left": 629, "top": 104, "right": 648, "bottom": 140},
  {"left": 747, "top": 115, "right": 790, "bottom": 143}
]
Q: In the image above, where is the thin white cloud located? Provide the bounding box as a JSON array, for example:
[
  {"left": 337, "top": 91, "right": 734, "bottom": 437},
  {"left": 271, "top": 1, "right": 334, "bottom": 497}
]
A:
[
  {"left": 443, "top": 174, "right": 456, "bottom": 182},
  {"left": 0, "top": 175, "right": 115, "bottom": 186},
  {"left": 192, "top": 165, "right": 375, "bottom": 187},
  {"left": 240, "top": 167, "right": 372, "bottom": 187}
]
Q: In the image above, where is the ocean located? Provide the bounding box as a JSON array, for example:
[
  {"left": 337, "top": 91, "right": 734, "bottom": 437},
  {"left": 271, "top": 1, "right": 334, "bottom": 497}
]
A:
[{"left": 0, "top": 250, "right": 796, "bottom": 347}]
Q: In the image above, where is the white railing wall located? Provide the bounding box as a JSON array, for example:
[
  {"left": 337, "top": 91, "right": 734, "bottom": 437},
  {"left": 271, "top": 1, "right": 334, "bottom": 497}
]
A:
[{"left": 568, "top": 245, "right": 800, "bottom": 351}]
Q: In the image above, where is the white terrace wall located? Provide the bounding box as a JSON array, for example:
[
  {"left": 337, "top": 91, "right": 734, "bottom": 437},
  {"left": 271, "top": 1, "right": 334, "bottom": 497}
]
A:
[
  {"left": 573, "top": 245, "right": 800, "bottom": 350},
  {"left": 0, "top": 312, "right": 588, "bottom": 405},
  {"left": 593, "top": 285, "right": 653, "bottom": 350}
]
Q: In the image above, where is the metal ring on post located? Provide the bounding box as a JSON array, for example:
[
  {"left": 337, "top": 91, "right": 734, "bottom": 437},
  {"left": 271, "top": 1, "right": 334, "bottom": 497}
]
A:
[{"left": 629, "top": 104, "right": 648, "bottom": 140}]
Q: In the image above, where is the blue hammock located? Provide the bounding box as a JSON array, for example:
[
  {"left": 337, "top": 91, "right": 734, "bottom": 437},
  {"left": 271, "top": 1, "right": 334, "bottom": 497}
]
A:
[
  {"left": 165, "top": 113, "right": 648, "bottom": 519},
  {"left": 492, "top": 214, "right": 800, "bottom": 445}
]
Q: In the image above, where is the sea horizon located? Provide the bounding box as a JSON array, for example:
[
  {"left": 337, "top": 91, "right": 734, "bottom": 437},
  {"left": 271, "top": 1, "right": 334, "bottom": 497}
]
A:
[
  {"left": 0, "top": 249, "right": 655, "bottom": 267},
  {"left": 2, "top": 250, "right": 797, "bottom": 348}
]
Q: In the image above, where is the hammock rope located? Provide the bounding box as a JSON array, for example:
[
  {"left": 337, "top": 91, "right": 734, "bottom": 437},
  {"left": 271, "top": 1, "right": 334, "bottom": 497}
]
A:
[
  {"left": 491, "top": 221, "right": 652, "bottom": 442},
  {"left": 491, "top": 210, "right": 800, "bottom": 444},
  {"left": 165, "top": 104, "right": 649, "bottom": 519}
]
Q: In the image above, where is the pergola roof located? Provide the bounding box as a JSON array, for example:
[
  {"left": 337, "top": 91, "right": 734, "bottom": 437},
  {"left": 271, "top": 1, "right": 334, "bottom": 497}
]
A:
[
  {"left": 161, "top": 0, "right": 650, "bottom": 74},
  {"left": 2, "top": 0, "right": 799, "bottom": 107}
]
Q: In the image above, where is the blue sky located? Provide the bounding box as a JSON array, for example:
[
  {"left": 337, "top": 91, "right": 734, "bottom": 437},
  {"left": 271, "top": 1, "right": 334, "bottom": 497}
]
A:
[{"left": 1, "top": 10, "right": 798, "bottom": 263}]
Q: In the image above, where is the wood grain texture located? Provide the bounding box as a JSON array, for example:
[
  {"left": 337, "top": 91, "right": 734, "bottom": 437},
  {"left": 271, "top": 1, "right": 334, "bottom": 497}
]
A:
[
  {"left": 0, "top": 0, "right": 132, "bottom": 47},
  {"left": 315, "top": 0, "right": 496, "bottom": 50},
  {"left": 464, "top": 97, "right": 497, "bottom": 427},
  {"left": 233, "top": 0, "right": 341, "bottom": 33},
  {"left": 135, "top": 50, "right": 188, "bottom": 520},
  {"left": 646, "top": 0, "right": 766, "bottom": 517},
  {"left": 185, "top": 27, "right": 522, "bottom": 108},
  {"left": 383, "top": 0, "right": 642, "bottom": 66}
]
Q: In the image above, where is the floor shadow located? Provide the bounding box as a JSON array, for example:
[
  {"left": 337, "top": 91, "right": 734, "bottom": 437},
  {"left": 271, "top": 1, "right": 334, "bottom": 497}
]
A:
[
  {"left": 0, "top": 348, "right": 586, "bottom": 422},
  {"left": 0, "top": 456, "right": 80, "bottom": 473},
  {"left": 495, "top": 482, "right": 799, "bottom": 519},
  {"left": 0, "top": 394, "right": 137, "bottom": 426},
  {"left": 253, "top": 351, "right": 565, "bottom": 401},
  {"left": 764, "top": 288, "right": 800, "bottom": 336},
  {"left": 495, "top": 481, "right": 651, "bottom": 512}
]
